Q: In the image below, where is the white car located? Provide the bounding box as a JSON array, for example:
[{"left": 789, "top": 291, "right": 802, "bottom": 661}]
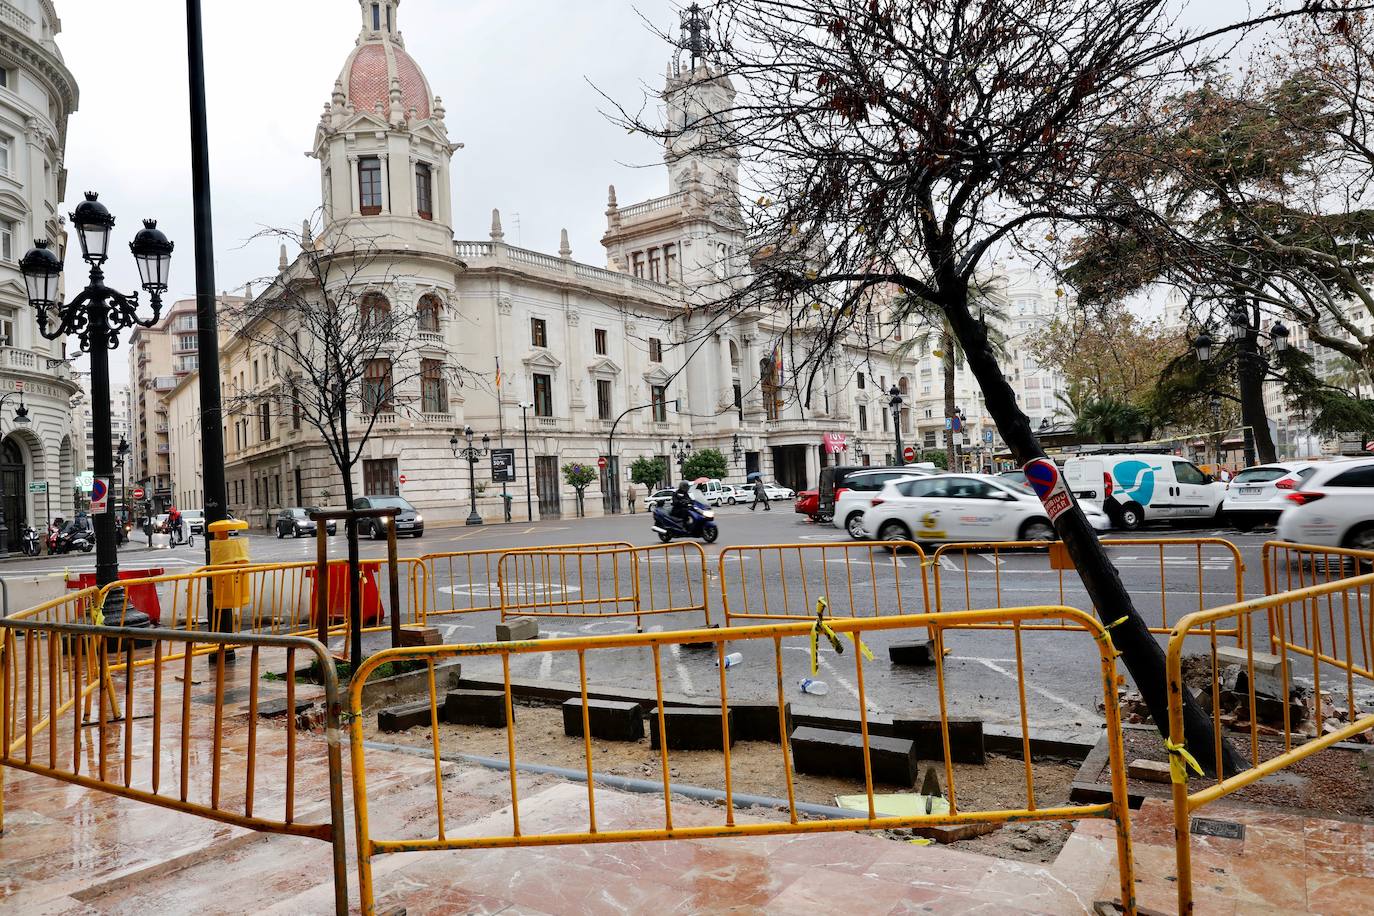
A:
[
  {"left": 1222, "top": 462, "right": 1320, "bottom": 532},
  {"left": 861, "top": 473, "right": 1110, "bottom": 543},
  {"left": 1064, "top": 453, "right": 1226, "bottom": 530},
  {"left": 762, "top": 483, "right": 794, "bottom": 500},
  {"left": 645, "top": 488, "right": 676, "bottom": 508},
  {"left": 720, "top": 485, "right": 753, "bottom": 505},
  {"left": 1276, "top": 458, "right": 1374, "bottom": 551},
  {"left": 831, "top": 467, "right": 934, "bottom": 539}
]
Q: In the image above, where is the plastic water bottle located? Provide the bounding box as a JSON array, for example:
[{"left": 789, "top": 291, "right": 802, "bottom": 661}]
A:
[
  {"left": 719, "top": 652, "right": 743, "bottom": 669},
  {"left": 799, "top": 678, "right": 829, "bottom": 696}
]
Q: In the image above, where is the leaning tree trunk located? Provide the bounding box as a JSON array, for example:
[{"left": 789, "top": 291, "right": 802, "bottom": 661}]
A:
[
  {"left": 338, "top": 410, "right": 364, "bottom": 668},
  {"left": 1237, "top": 328, "right": 1276, "bottom": 466},
  {"left": 942, "top": 277, "right": 1242, "bottom": 776},
  {"left": 942, "top": 328, "right": 957, "bottom": 472}
]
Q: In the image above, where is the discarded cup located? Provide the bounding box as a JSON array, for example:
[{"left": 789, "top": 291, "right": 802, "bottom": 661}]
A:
[
  {"left": 719, "top": 652, "right": 744, "bottom": 669},
  {"left": 799, "top": 678, "right": 829, "bottom": 696}
]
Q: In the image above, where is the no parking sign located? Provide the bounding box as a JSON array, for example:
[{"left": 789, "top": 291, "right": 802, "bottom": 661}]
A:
[
  {"left": 1024, "top": 459, "right": 1072, "bottom": 522},
  {"left": 90, "top": 477, "right": 110, "bottom": 514}
]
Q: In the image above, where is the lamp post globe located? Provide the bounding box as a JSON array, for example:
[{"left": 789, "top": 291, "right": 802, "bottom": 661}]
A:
[
  {"left": 1193, "top": 330, "right": 1214, "bottom": 364},
  {"left": 1271, "top": 320, "right": 1290, "bottom": 354},
  {"left": 888, "top": 384, "right": 904, "bottom": 464},
  {"left": 130, "top": 219, "right": 174, "bottom": 293},
  {"left": 71, "top": 191, "right": 115, "bottom": 263}
]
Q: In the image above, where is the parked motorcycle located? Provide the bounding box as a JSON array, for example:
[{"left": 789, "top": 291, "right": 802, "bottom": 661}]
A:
[
  {"left": 51, "top": 520, "right": 94, "bottom": 554},
  {"left": 651, "top": 499, "right": 719, "bottom": 544},
  {"left": 21, "top": 525, "right": 39, "bottom": 557}
]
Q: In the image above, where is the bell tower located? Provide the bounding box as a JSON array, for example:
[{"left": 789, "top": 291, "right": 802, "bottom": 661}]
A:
[{"left": 663, "top": 4, "right": 738, "bottom": 202}]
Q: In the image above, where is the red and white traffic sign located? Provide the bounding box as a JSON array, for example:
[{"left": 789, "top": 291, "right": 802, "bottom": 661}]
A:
[
  {"left": 132, "top": 486, "right": 146, "bottom": 500},
  {"left": 902, "top": 446, "right": 916, "bottom": 463},
  {"left": 597, "top": 456, "right": 608, "bottom": 469},
  {"left": 90, "top": 477, "right": 109, "bottom": 514},
  {"left": 399, "top": 474, "right": 407, "bottom": 485},
  {"left": 1024, "top": 458, "right": 1073, "bottom": 521}
]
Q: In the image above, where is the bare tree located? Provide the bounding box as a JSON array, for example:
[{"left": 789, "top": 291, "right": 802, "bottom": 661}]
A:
[
  {"left": 611, "top": 0, "right": 1372, "bottom": 768},
  {"left": 222, "top": 217, "right": 470, "bottom": 662}
]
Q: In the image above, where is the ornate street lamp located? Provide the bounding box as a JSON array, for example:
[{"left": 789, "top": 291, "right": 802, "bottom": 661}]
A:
[
  {"left": 20, "top": 193, "right": 172, "bottom": 588},
  {"left": 671, "top": 436, "right": 693, "bottom": 469},
  {"left": 0, "top": 389, "right": 31, "bottom": 556},
  {"left": 888, "top": 384, "right": 904, "bottom": 464},
  {"left": 1192, "top": 329, "right": 1214, "bottom": 364},
  {"left": 731, "top": 433, "right": 743, "bottom": 465},
  {"left": 1271, "top": 320, "right": 1289, "bottom": 353},
  {"left": 450, "top": 426, "right": 490, "bottom": 526}
]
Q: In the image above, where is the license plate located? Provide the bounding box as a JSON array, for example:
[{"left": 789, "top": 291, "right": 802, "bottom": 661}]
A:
[
  {"left": 1239, "top": 487, "right": 1262, "bottom": 496},
  {"left": 397, "top": 521, "right": 414, "bottom": 528}
]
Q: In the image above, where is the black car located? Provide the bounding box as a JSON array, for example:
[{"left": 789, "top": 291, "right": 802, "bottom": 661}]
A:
[
  {"left": 275, "top": 507, "right": 338, "bottom": 538},
  {"left": 352, "top": 495, "right": 424, "bottom": 539}
]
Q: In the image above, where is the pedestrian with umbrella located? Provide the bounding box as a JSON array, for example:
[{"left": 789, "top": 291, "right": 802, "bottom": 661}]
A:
[{"left": 749, "top": 473, "right": 770, "bottom": 511}]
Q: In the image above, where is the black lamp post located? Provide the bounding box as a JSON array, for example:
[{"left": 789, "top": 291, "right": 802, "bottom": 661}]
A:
[
  {"left": 731, "top": 433, "right": 743, "bottom": 466},
  {"left": 450, "top": 426, "right": 490, "bottom": 526},
  {"left": 115, "top": 435, "right": 130, "bottom": 540},
  {"left": 0, "top": 390, "right": 32, "bottom": 556},
  {"left": 671, "top": 436, "right": 693, "bottom": 471},
  {"left": 888, "top": 385, "right": 904, "bottom": 464},
  {"left": 20, "top": 193, "right": 173, "bottom": 588}
]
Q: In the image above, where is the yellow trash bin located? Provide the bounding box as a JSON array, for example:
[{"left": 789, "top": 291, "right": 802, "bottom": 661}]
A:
[{"left": 208, "top": 518, "right": 251, "bottom": 610}]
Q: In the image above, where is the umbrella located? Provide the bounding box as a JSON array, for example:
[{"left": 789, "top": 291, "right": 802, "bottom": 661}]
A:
[
  {"left": 692, "top": 477, "right": 710, "bottom": 485},
  {"left": 746, "top": 471, "right": 762, "bottom": 481}
]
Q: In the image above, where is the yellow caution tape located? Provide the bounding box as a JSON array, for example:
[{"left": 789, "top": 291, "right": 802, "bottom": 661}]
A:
[
  {"left": 847, "top": 631, "right": 875, "bottom": 661},
  {"left": 92, "top": 600, "right": 104, "bottom": 628},
  {"left": 1106, "top": 615, "right": 1130, "bottom": 630},
  {"left": 808, "top": 597, "right": 873, "bottom": 671},
  {"left": 1164, "top": 738, "right": 1203, "bottom": 784}
]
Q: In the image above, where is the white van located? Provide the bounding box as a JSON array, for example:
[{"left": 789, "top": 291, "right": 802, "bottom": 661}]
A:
[{"left": 1062, "top": 453, "right": 1226, "bottom": 530}]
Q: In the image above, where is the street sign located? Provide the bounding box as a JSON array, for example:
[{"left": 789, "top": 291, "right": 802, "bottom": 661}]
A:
[
  {"left": 597, "top": 456, "right": 608, "bottom": 470},
  {"left": 1025, "top": 458, "right": 1072, "bottom": 521},
  {"left": 399, "top": 474, "right": 408, "bottom": 485},
  {"left": 945, "top": 417, "right": 952, "bottom": 430},
  {"left": 90, "top": 477, "right": 110, "bottom": 514},
  {"left": 76, "top": 471, "right": 93, "bottom": 491},
  {"left": 902, "top": 445, "right": 916, "bottom": 463},
  {"left": 27, "top": 481, "right": 46, "bottom": 494},
  {"left": 984, "top": 429, "right": 994, "bottom": 444},
  {"left": 491, "top": 448, "right": 516, "bottom": 482},
  {"left": 132, "top": 486, "right": 145, "bottom": 500}
]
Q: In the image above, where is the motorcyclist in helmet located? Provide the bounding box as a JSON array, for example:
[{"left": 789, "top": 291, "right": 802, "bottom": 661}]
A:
[{"left": 670, "top": 481, "right": 694, "bottom": 524}]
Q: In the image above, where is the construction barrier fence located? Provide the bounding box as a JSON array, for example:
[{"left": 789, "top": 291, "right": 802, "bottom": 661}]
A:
[
  {"left": 1167, "top": 571, "right": 1374, "bottom": 914},
  {"left": 416, "top": 543, "right": 633, "bottom": 619},
  {"left": 717, "top": 541, "right": 929, "bottom": 626},
  {"left": 932, "top": 538, "right": 1246, "bottom": 637},
  {"left": 0, "top": 611, "right": 348, "bottom": 913},
  {"left": 496, "top": 542, "right": 710, "bottom": 629},
  {"left": 346, "top": 607, "right": 1136, "bottom": 916}
]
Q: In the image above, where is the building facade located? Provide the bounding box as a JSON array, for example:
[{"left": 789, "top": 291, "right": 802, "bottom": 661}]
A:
[
  {"left": 0, "top": 0, "right": 85, "bottom": 546},
  {"left": 189, "top": 0, "right": 1065, "bottom": 526}
]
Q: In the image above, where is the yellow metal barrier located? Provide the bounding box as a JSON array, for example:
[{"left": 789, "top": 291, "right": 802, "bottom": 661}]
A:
[
  {"left": 0, "top": 612, "right": 349, "bottom": 913},
  {"left": 346, "top": 607, "right": 1136, "bottom": 915},
  {"left": 1262, "top": 539, "right": 1374, "bottom": 597},
  {"left": 416, "top": 542, "right": 633, "bottom": 619},
  {"left": 497, "top": 542, "right": 710, "bottom": 629},
  {"left": 717, "top": 541, "right": 930, "bottom": 626},
  {"left": 1166, "top": 573, "right": 1374, "bottom": 914},
  {"left": 932, "top": 538, "right": 1245, "bottom": 637}
]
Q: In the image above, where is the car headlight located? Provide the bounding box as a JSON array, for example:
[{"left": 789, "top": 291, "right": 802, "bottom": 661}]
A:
[
  {"left": 414, "top": 514, "right": 423, "bottom": 524},
  {"left": 703, "top": 510, "right": 716, "bottom": 519}
]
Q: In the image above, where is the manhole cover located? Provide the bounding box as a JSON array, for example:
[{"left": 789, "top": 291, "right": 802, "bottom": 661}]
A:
[{"left": 1190, "top": 817, "right": 1244, "bottom": 840}]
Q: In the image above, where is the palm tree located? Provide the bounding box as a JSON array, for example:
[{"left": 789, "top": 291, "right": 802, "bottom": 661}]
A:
[
  {"left": 897, "top": 293, "right": 1008, "bottom": 471},
  {"left": 1074, "top": 397, "right": 1146, "bottom": 443}
]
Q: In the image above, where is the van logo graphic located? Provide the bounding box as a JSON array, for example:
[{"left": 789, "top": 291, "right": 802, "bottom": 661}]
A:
[{"left": 1114, "top": 460, "right": 1158, "bottom": 505}]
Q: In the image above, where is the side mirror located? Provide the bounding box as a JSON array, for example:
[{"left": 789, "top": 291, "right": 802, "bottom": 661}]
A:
[{"left": 1201, "top": 474, "right": 1214, "bottom": 485}]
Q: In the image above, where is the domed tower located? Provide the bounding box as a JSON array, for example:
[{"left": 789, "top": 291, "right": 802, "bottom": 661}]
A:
[{"left": 311, "top": 0, "right": 458, "bottom": 252}]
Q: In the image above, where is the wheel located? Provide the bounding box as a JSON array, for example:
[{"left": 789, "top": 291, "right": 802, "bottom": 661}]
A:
[
  {"left": 727, "top": 496, "right": 737, "bottom": 505},
  {"left": 845, "top": 512, "right": 867, "bottom": 540},
  {"left": 657, "top": 531, "right": 672, "bottom": 543},
  {"left": 878, "top": 521, "right": 910, "bottom": 544},
  {"left": 1019, "top": 518, "right": 1056, "bottom": 542},
  {"left": 276, "top": 526, "right": 284, "bottom": 539},
  {"left": 82, "top": 541, "right": 93, "bottom": 553},
  {"left": 1115, "top": 502, "right": 1143, "bottom": 531},
  {"left": 370, "top": 522, "right": 383, "bottom": 541},
  {"left": 702, "top": 525, "right": 719, "bottom": 544}
]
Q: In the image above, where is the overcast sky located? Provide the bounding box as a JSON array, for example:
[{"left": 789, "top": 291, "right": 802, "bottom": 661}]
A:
[
  {"left": 55, "top": 0, "right": 1256, "bottom": 379},
  {"left": 58, "top": 0, "right": 683, "bottom": 378}
]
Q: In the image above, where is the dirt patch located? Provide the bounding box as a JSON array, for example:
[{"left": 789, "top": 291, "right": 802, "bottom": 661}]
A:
[
  {"left": 366, "top": 701, "right": 1085, "bottom": 864},
  {"left": 1094, "top": 727, "right": 1374, "bottom": 817}
]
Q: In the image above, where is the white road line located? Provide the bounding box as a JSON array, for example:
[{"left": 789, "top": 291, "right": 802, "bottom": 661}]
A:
[
  {"left": 669, "top": 642, "right": 696, "bottom": 696},
  {"left": 939, "top": 556, "right": 960, "bottom": 571},
  {"left": 818, "top": 652, "right": 884, "bottom": 715},
  {"left": 979, "top": 555, "right": 1003, "bottom": 568},
  {"left": 957, "top": 656, "right": 1097, "bottom": 721},
  {"left": 539, "top": 650, "right": 553, "bottom": 681}
]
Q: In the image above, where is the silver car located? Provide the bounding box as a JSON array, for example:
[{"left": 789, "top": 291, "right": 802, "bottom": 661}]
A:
[{"left": 1222, "top": 462, "right": 1320, "bottom": 532}]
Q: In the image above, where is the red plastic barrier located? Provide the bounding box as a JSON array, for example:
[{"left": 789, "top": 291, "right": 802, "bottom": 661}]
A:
[
  {"left": 66, "top": 568, "right": 166, "bottom": 624},
  {"left": 305, "top": 564, "right": 383, "bottom": 627}
]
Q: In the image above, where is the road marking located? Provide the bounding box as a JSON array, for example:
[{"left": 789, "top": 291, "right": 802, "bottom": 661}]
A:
[
  {"left": 800, "top": 534, "right": 846, "bottom": 542},
  {"left": 979, "top": 554, "right": 1003, "bottom": 567},
  {"left": 669, "top": 642, "right": 696, "bottom": 695},
  {"left": 938, "top": 556, "right": 960, "bottom": 571},
  {"left": 953, "top": 656, "right": 1097, "bottom": 721},
  {"left": 539, "top": 650, "right": 553, "bottom": 681}
]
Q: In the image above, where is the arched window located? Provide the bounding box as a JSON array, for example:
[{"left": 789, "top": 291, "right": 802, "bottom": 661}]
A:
[
  {"left": 728, "top": 340, "right": 740, "bottom": 371},
  {"left": 360, "top": 292, "right": 390, "bottom": 330},
  {"left": 416, "top": 294, "right": 442, "bottom": 334}
]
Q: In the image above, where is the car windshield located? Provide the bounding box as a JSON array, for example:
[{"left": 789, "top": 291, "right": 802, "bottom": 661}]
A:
[
  {"left": 289, "top": 509, "right": 308, "bottom": 517},
  {"left": 367, "top": 496, "right": 413, "bottom": 509},
  {"left": 182, "top": 509, "right": 203, "bottom": 518},
  {"left": 1002, "top": 481, "right": 1035, "bottom": 496}
]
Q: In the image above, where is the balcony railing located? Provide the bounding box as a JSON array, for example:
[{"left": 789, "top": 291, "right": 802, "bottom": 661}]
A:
[
  {"left": 535, "top": 416, "right": 557, "bottom": 429},
  {"left": 617, "top": 191, "right": 686, "bottom": 220},
  {"left": 155, "top": 444, "right": 170, "bottom": 455}
]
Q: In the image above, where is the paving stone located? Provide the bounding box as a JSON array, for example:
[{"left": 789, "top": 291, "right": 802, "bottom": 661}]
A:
[
  {"left": 648, "top": 706, "right": 735, "bottom": 751},
  {"left": 398, "top": 626, "right": 443, "bottom": 647},
  {"left": 562, "top": 698, "right": 644, "bottom": 742},
  {"left": 891, "top": 716, "right": 985, "bottom": 764},
  {"left": 730, "top": 702, "right": 792, "bottom": 743},
  {"left": 378, "top": 700, "right": 436, "bottom": 733},
  {"left": 1127, "top": 758, "right": 1173, "bottom": 784},
  {"left": 443, "top": 689, "right": 511, "bottom": 727},
  {"left": 888, "top": 640, "right": 937, "bottom": 666},
  {"left": 496, "top": 617, "right": 539, "bottom": 641},
  {"left": 255, "top": 696, "right": 316, "bottom": 718},
  {"left": 789, "top": 725, "right": 918, "bottom": 787}
]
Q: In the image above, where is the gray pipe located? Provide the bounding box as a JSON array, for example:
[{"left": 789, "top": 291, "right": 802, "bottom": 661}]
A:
[{"left": 364, "top": 739, "right": 855, "bottom": 819}]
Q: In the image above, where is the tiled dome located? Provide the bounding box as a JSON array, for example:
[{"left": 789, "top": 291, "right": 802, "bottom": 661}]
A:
[{"left": 340, "top": 35, "right": 432, "bottom": 121}]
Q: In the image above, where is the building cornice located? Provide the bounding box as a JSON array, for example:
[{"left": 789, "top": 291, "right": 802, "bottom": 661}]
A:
[{"left": 0, "top": 23, "right": 78, "bottom": 130}]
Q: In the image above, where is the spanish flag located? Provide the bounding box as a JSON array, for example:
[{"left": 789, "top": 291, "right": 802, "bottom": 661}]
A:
[{"left": 495, "top": 356, "right": 502, "bottom": 389}]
